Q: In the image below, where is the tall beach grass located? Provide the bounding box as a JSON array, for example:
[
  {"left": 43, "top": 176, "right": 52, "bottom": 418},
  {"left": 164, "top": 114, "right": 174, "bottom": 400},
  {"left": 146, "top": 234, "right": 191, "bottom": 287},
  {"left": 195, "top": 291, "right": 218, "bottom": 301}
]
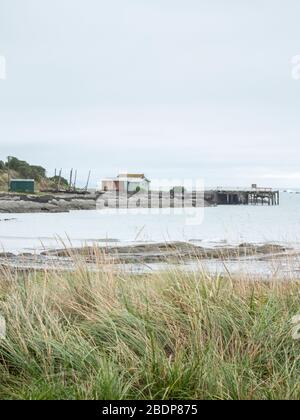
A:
[{"left": 0, "top": 258, "right": 300, "bottom": 400}]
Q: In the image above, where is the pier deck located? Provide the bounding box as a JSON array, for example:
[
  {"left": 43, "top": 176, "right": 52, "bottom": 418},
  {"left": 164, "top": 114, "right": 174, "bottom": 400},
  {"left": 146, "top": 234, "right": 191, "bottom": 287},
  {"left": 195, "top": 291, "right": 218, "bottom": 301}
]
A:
[{"left": 205, "top": 188, "right": 280, "bottom": 206}]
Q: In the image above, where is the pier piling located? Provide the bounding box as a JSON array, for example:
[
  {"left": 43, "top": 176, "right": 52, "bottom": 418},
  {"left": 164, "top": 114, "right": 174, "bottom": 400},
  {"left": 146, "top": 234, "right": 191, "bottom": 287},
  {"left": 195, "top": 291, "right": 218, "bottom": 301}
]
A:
[{"left": 206, "top": 187, "right": 280, "bottom": 206}]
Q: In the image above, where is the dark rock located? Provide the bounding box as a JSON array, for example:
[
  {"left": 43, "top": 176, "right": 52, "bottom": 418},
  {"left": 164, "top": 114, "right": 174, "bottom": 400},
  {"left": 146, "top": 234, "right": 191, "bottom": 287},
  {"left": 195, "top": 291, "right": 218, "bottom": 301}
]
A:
[{"left": 0, "top": 252, "right": 15, "bottom": 258}]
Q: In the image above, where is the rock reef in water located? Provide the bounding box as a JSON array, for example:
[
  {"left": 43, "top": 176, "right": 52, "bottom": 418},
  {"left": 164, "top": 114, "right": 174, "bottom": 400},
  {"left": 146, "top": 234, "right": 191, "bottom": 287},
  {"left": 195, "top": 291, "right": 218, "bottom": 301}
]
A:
[
  {"left": 0, "top": 241, "right": 293, "bottom": 273},
  {"left": 40, "top": 242, "right": 290, "bottom": 264}
]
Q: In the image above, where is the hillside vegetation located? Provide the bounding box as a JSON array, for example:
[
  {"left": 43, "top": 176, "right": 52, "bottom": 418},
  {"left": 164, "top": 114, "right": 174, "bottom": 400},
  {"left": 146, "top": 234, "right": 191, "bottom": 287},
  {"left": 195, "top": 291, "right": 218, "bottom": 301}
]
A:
[{"left": 0, "top": 157, "right": 68, "bottom": 192}]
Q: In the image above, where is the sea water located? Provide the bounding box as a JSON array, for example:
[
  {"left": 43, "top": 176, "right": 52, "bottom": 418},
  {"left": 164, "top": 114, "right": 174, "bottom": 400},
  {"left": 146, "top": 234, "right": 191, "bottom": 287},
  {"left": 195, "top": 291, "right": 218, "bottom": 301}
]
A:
[{"left": 0, "top": 192, "right": 299, "bottom": 254}]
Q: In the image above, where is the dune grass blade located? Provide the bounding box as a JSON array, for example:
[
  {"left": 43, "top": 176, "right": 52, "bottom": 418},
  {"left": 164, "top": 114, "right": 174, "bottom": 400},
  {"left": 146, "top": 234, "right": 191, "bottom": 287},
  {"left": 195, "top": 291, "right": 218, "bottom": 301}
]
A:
[{"left": 0, "top": 263, "right": 300, "bottom": 400}]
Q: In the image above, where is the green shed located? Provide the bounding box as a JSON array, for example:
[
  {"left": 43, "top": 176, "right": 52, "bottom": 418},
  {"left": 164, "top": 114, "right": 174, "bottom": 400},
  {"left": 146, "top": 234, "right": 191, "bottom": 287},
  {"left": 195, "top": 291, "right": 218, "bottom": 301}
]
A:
[{"left": 10, "top": 179, "right": 35, "bottom": 193}]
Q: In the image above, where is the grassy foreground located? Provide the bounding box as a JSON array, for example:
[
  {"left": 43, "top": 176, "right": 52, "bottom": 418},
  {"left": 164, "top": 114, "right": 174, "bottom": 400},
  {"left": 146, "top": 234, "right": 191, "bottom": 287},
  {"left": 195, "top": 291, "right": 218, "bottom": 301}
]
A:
[{"left": 0, "top": 264, "right": 300, "bottom": 400}]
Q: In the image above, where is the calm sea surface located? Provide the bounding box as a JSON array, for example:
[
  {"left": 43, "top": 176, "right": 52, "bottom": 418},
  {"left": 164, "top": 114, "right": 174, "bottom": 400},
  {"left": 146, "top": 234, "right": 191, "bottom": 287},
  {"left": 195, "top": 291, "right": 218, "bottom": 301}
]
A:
[{"left": 0, "top": 192, "right": 299, "bottom": 254}]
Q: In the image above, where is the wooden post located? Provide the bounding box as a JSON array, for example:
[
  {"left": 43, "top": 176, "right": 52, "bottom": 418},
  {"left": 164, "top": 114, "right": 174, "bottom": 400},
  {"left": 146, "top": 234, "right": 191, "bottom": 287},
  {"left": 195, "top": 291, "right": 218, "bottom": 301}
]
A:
[
  {"left": 69, "top": 169, "right": 73, "bottom": 191},
  {"left": 85, "top": 170, "right": 91, "bottom": 192},
  {"left": 57, "top": 169, "right": 62, "bottom": 191},
  {"left": 73, "top": 170, "right": 77, "bottom": 191},
  {"left": 7, "top": 156, "right": 11, "bottom": 192}
]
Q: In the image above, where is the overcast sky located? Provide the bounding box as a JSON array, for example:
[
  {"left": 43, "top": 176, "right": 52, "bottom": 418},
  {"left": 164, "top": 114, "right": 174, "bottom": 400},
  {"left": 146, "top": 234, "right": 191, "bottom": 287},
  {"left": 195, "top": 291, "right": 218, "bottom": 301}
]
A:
[{"left": 0, "top": 0, "right": 300, "bottom": 188}]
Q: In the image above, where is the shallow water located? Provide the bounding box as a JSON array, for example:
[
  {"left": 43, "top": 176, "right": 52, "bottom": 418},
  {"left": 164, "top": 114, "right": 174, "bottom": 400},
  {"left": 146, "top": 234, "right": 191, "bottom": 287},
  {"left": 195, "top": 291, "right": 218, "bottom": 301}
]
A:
[{"left": 0, "top": 192, "right": 299, "bottom": 254}]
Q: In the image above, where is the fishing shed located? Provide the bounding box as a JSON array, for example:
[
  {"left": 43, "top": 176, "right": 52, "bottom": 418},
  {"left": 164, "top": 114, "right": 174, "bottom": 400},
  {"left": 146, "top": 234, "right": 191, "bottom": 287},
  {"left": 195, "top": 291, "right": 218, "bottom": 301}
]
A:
[
  {"left": 101, "top": 174, "right": 151, "bottom": 193},
  {"left": 10, "top": 179, "right": 35, "bottom": 193}
]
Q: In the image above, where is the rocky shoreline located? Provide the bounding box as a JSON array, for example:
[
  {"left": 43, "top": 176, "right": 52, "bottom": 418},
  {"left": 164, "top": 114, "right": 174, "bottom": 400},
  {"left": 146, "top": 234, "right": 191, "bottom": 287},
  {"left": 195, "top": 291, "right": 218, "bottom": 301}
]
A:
[
  {"left": 0, "top": 191, "right": 214, "bottom": 214},
  {"left": 0, "top": 192, "right": 98, "bottom": 213},
  {"left": 0, "top": 242, "right": 295, "bottom": 272}
]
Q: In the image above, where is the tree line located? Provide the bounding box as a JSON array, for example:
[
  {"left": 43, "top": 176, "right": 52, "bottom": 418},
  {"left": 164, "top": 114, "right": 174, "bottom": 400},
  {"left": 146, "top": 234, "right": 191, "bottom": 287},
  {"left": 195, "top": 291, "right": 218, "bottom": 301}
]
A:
[
  {"left": 0, "top": 157, "right": 46, "bottom": 181},
  {"left": 0, "top": 157, "right": 72, "bottom": 189}
]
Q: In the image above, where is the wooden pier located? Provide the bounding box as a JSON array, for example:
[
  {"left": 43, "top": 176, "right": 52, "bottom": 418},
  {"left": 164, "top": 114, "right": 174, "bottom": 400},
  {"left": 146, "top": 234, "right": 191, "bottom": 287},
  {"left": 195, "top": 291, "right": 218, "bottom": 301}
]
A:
[{"left": 205, "top": 187, "right": 280, "bottom": 206}]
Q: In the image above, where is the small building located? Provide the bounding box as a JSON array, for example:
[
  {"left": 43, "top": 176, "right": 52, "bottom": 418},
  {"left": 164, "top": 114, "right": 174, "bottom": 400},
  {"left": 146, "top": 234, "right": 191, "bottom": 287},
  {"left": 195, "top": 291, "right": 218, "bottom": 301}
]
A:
[
  {"left": 10, "top": 179, "right": 35, "bottom": 193},
  {"left": 101, "top": 174, "right": 150, "bottom": 193}
]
